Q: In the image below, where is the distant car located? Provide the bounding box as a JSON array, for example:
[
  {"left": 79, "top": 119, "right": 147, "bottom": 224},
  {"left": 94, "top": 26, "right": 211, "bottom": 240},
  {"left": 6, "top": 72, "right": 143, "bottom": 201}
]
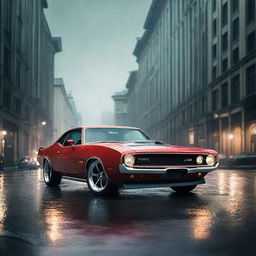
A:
[
  {"left": 18, "top": 156, "right": 40, "bottom": 170},
  {"left": 229, "top": 153, "right": 256, "bottom": 166},
  {"left": 37, "top": 126, "right": 219, "bottom": 196}
]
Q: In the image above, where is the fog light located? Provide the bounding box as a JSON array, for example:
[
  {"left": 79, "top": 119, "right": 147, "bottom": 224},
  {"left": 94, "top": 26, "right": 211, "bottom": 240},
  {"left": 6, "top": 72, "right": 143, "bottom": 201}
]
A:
[
  {"left": 124, "top": 154, "right": 135, "bottom": 167},
  {"left": 196, "top": 155, "right": 203, "bottom": 164},
  {"left": 206, "top": 155, "right": 215, "bottom": 166}
]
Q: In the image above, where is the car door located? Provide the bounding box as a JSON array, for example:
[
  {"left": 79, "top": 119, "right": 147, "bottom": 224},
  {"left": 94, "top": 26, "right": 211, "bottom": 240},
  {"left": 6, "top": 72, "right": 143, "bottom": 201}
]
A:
[{"left": 54, "top": 129, "right": 83, "bottom": 176}]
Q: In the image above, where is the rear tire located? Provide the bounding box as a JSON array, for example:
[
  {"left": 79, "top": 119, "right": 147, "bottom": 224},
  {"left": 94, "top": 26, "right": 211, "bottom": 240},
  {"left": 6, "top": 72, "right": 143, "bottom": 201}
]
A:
[
  {"left": 86, "top": 160, "right": 118, "bottom": 196},
  {"left": 43, "top": 159, "right": 62, "bottom": 186},
  {"left": 171, "top": 185, "right": 197, "bottom": 193}
]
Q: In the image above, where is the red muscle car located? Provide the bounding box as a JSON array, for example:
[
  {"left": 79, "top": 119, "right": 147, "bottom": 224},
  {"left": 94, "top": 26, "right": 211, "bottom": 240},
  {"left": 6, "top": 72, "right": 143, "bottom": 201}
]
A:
[{"left": 37, "top": 126, "right": 219, "bottom": 196}]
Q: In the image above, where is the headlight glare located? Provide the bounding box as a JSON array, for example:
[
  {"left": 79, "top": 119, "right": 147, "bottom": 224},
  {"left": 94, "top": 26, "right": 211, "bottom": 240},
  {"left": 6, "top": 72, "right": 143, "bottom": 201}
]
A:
[
  {"left": 124, "top": 154, "right": 135, "bottom": 167},
  {"left": 206, "top": 155, "right": 215, "bottom": 166},
  {"left": 196, "top": 155, "right": 203, "bottom": 165}
]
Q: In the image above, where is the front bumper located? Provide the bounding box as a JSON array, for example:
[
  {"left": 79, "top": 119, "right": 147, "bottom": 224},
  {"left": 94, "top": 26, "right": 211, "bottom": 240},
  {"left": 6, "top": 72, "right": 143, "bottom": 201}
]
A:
[
  {"left": 119, "top": 163, "right": 219, "bottom": 175},
  {"left": 119, "top": 163, "right": 219, "bottom": 189}
]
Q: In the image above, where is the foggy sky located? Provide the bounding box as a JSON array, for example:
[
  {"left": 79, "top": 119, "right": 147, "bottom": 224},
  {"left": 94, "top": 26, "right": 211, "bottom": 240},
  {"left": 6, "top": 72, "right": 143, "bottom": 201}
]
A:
[{"left": 45, "top": 0, "right": 151, "bottom": 125}]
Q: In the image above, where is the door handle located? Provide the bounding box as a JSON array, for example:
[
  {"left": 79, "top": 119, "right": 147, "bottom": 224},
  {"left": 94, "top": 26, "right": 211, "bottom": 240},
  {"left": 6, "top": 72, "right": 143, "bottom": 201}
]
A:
[{"left": 56, "top": 151, "right": 61, "bottom": 154}]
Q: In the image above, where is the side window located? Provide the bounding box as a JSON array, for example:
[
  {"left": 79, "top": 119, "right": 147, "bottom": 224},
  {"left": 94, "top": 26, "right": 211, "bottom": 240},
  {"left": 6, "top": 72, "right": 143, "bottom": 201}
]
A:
[
  {"left": 61, "top": 129, "right": 82, "bottom": 146},
  {"left": 57, "top": 133, "right": 68, "bottom": 145}
]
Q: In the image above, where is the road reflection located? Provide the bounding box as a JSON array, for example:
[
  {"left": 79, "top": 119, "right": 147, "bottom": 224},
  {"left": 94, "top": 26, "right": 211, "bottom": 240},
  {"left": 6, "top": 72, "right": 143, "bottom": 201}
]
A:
[
  {"left": 217, "top": 170, "right": 245, "bottom": 217},
  {"left": 44, "top": 208, "right": 63, "bottom": 244},
  {"left": 188, "top": 208, "right": 213, "bottom": 240},
  {"left": 41, "top": 186, "right": 212, "bottom": 244},
  {"left": 0, "top": 175, "right": 7, "bottom": 235}
]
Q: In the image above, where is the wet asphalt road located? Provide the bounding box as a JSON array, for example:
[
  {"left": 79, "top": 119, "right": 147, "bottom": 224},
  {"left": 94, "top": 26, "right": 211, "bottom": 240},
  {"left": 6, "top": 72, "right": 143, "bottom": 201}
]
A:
[{"left": 0, "top": 168, "right": 256, "bottom": 256}]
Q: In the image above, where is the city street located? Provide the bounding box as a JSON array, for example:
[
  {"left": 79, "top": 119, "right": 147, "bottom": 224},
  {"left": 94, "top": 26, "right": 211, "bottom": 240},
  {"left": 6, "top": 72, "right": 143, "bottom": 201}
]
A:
[{"left": 0, "top": 168, "right": 255, "bottom": 256}]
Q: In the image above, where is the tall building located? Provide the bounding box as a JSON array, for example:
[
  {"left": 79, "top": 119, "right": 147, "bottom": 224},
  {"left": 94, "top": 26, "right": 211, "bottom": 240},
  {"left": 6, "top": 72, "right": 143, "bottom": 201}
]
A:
[
  {"left": 123, "top": 0, "right": 256, "bottom": 155},
  {"left": 112, "top": 89, "right": 128, "bottom": 126},
  {"left": 53, "top": 78, "right": 82, "bottom": 140},
  {"left": 0, "top": 0, "right": 61, "bottom": 165}
]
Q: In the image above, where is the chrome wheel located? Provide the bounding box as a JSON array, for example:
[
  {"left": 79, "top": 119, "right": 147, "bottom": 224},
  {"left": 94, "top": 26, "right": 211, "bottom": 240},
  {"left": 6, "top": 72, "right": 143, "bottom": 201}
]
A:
[
  {"left": 88, "top": 160, "right": 108, "bottom": 193},
  {"left": 43, "top": 160, "right": 52, "bottom": 183}
]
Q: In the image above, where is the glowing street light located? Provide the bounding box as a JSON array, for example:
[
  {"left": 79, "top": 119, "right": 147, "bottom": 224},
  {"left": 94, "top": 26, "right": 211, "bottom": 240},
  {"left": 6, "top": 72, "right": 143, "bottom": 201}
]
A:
[
  {"left": 228, "top": 134, "right": 234, "bottom": 140},
  {"left": 1, "top": 131, "right": 7, "bottom": 136},
  {"left": 41, "top": 121, "right": 47, "bottom": 126}
]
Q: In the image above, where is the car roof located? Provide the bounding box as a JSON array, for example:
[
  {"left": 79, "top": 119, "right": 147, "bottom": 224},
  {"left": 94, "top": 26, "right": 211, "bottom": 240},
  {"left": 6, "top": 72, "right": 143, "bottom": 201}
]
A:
[{"left": 66, "top": 125, "right": 141, "bottom": 132}]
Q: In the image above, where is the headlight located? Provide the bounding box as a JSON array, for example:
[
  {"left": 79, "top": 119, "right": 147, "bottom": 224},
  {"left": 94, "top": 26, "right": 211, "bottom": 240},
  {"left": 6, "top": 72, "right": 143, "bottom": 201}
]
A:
[
  {"left": 206, "top": 155, "right": 215, "bottom": 166},
  {"left": 124, "top": 154, "right": 135, "bottom": 167},
  {"left": 196, "top": 155, "right": 203, "bottom": 165}
]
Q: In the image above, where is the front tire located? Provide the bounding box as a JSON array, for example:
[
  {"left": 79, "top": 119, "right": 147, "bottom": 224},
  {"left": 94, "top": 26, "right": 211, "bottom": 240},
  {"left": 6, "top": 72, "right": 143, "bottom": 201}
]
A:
[
  {"left": 43, "top": 159, "right": 62, "bottom": 186},
  {"left": 171, "top": 185, "right": 197, "bottom": 193},
  {"left": 86, "top": 160, "right": 118, "bottom": 196}
]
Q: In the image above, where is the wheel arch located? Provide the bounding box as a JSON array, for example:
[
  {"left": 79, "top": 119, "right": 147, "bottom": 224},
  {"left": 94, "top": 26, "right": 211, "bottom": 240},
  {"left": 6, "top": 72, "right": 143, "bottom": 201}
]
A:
[
  {"left": 43, "top": 157, "right": 52, "bottom": 167},
  {"left": 85, "top": 157, "right": 105, "bottom": 176}
]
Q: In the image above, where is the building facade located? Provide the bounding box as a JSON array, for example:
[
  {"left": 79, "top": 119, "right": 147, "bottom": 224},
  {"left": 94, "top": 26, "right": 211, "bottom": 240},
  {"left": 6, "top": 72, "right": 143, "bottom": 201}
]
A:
[
  {"left": 0, "top": 0, "right": 61, "bottom": 165},
  {"left": 124, "top": 0, "right": 256, "bottom": 155},
  {"left": 112, "top": 89, "right": 129, "bottom": 126},
  {"left": 53, "top": 78, "right": 82, "bottom": 141}
]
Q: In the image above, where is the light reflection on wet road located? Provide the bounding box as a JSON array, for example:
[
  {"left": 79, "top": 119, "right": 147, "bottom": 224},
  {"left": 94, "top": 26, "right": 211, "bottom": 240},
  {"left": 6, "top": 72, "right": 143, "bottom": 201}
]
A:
[{"left": 0, "top": 168, "right": 256, "bottom": 256}]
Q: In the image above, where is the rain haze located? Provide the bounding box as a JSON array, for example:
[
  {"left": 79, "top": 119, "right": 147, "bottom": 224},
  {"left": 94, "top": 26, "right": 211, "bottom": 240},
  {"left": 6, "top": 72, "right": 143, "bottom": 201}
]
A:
[{"left": 45, "top": 0, "right": 152, "bottom": 125}]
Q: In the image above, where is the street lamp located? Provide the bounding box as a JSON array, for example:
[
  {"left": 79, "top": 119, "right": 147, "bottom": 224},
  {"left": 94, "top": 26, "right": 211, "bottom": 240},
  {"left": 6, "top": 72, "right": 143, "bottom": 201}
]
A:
[
  {"left": 2, "top": 131, "right": 7, "bottom": 136},
  {"left": 41, "top": 121, "right": 47, "bottom": 126},
  {"left": 228, "top": 134, "right": 234, "bottom": 140}
]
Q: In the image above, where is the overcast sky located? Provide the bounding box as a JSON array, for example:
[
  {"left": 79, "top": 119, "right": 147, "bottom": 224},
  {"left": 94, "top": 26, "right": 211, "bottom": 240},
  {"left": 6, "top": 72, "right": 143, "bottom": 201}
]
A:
[{"left": 45, "top": 0, "right": 151, "bottom": 125}]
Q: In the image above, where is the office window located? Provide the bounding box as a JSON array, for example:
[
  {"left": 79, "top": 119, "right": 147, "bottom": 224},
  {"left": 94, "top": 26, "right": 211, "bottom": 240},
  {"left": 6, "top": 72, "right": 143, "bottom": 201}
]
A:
[
  {"left": 212, "top": 66, "right": 217, "bottom": 80},
  {"left": 17, "top": 19, "right": 22, "bottom": 52},
  {"left": 222, "top": 58, "right": 228, "bottom": 72},
  {"left": 232, "top": 47, "right": 239, "bottom": 64},
  {"left": 213, "top": 0, "right": 216, "bottom": 12},
  {"left": 222, "top": 32, "right": 228, "bottom": 52},
  {"left": 16, "top": 61, "right": 21, "bottom": 88},
  {"left": 4, "top": 47, "right": 11, "bottom": 80},
  {"left": 232, "top": 18, "right": 239, "bottom": 41},
  {"left": 4, "top": 0, "right": 12, "bottom": 31},
  {"left": 231, "top": 74, "right": 240, "bottom": 103},
  {"left": 3, "top": 91, "right": 11, "bottom": 109},
  {"left": 212, "top": 44, "right": 217, "bottom": 59},
  {"left": 201, "top": 96, "right": 206, "bottom": 114},
  {"left": 222, "top": 3, "right": 228, "bottom": 27},
  {"left": 247, "top": 0, "right": 255, "bottom": 25},
  {"left": 212, "top": 89, "right": 219, "bottom": 111},
  {"left": 247, "top": 31, "right": 256, "bottom": 53},
  {"left": 15, "top": 97, "right": 21, "bottom": 114},
  {"left": 25, "top": 107, "right": 30, "bottom": 121},
  {"left": 221, "top": 82, "right": 228, "bottom": 107},
  {"left": 213, "top": 19, "right": 217, "bottom": 37},
  {"left": 232, "top": 0, "right": 239, "bottom": 13},
  {"left": 246, "top": 64, "right": 256, "bottom": 95}
]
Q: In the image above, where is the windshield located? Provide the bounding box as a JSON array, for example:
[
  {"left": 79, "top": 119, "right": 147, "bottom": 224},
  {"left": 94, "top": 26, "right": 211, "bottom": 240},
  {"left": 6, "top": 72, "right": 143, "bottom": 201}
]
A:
[{"left": 85, "top": 128, "right": 150, "bottom": 143}]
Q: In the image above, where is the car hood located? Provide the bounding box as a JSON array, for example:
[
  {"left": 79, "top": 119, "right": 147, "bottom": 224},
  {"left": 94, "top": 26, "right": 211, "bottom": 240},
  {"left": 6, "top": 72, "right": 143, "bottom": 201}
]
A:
[{"left": 94, "top": 142, "right": 217, "bottom": 155}]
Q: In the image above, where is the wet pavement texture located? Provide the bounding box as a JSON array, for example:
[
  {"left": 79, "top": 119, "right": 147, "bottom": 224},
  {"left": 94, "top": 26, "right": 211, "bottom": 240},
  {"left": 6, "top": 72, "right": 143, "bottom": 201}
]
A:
[{"left": 0, "top": 168, "right": 256, "bottom": 256}]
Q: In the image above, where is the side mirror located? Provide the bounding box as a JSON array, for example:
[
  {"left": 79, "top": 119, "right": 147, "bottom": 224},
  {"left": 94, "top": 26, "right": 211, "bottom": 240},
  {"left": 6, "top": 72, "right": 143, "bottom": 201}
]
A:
[{"left": 66, "top": 139, "right": 74, "bottom": 145}]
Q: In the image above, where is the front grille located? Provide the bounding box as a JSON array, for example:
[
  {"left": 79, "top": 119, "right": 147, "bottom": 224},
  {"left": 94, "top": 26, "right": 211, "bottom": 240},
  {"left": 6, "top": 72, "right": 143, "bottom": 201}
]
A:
[{"left": 134, "top": 154, "right": 208, "bottom": 167}]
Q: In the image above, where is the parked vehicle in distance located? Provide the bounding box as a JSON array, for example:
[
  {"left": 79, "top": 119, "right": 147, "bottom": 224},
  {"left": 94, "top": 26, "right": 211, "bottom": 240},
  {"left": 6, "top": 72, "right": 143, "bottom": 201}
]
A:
[
  {"left": 18, "top": 156, "right": 40, "bottom": 170},
  {"left": 37, "top": 126, "right": 219, "bottom": 196},
  {"left": 219, "top": 153, "right": 256, "bottom": 168}
]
